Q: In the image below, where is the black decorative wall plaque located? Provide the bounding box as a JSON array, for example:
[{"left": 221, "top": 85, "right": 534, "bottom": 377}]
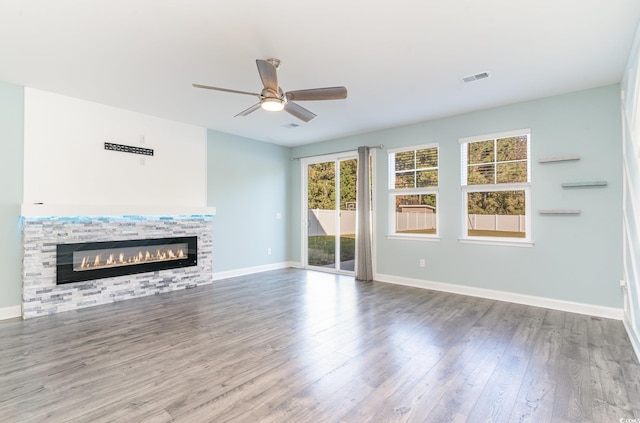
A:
[{"left": 104, "top": 142, "right": 154, "bottom": 156}]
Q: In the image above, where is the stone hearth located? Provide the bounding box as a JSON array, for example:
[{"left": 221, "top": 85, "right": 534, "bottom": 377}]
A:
[{"left": 22, "top": 214, "right": 213, "bottom": 318}]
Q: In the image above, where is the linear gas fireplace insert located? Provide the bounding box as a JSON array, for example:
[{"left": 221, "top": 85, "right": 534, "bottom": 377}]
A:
[{"left": 56, "top": 236, "right": 197, "bottom": 284}]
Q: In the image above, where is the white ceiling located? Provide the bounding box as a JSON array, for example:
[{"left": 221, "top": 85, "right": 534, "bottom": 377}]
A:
[{"left": 1, "top": 1, "right": 639, "bottom": 147}]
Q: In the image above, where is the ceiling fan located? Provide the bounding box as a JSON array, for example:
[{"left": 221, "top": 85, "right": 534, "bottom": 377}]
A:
[{"left": 193, "top": 58, "right": 347, "bottom": 122}]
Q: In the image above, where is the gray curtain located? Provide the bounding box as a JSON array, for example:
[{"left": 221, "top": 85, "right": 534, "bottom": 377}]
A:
[{"left": 355, "top": 146, "right": 373, "bottom": 281}]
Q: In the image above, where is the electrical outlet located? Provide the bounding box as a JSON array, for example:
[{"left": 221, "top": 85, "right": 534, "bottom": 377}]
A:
[
  {"left": 620, "top": 279, "right": 627, "bottom": 288},
  {"left": 267, "top": 248, "right": 272, "bottom": 255},
  {"left": 419, "top": 259, "right": 425, "bottom": 267},
  {"left": 276, "top": 213, "right": 281, "bottom": 219}
]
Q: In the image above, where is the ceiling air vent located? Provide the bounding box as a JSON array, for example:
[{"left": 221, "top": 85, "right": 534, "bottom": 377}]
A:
[
  {"left": 283, "top": 123, "right": 300, "bottom": 129},
  {"left": 463, "top": 72, "right": 490, "bottom": 83}
]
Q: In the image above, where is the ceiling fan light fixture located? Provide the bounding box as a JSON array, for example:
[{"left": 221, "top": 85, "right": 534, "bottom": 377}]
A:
[
  {"left": 261, "top": 98, "right": 284, "bottom": 112},
  {"left": 193, "top": 58, "right": 347, "bottom": 121}
]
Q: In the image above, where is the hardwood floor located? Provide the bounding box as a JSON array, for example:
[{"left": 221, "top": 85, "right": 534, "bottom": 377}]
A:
[{"left": 1, "top": 268, "right": 638, "bottom": 422}]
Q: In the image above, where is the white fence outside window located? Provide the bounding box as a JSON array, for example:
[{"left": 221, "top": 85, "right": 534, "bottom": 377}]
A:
[
  {"left": 309, "top": 209, "right": 525, "bottom": 235},
  {"left": 308, "top": 210, "right": 356, "bottom": 236},
  {"left": 467, "top": 214, "right": 526, "bottom": 233},
  {"left": 395, "top": 212, "right": 437, "bottom": 232}
]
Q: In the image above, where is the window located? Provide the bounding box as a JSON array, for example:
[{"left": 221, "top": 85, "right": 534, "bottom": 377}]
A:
[
  {"left": 388, "top": 144, "right": 439, "bottom": 238},
  {"left": 460, "top": 130, "right": 530, "bottom": 243}
]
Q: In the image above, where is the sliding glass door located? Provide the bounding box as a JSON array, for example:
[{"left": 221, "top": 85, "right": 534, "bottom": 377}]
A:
[{"left": 304, "top": 155, "right": 357, "bottom": 273}]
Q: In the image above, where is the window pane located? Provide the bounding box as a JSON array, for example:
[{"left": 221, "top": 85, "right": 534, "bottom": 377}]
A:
[
  {"left": 395, "top": 172, "right": 415, "bottom": 189},
  {"left": 466, "top": 190, "right": 526, "bottom": 238},
  {"left": 339, "top": 159, "right": 357, "bottom": 211},
  {"left": 496, "top": 161, "right": 527, "bottom": 183},
  {"left": 467, "top": 140, "right": 494, "bottom": 165},
  {"left": 307, "top": 162, "right": 335, "bottom": 209},
  {"left": 416, "top": 147, "right": 438, "bottom": 168},
  {"left": 496, "top": 136, "right": 528, "bottom": 161},
  {"left": 395, "top": 151, "right": 415, "bottom": 171},
  {"left": 416, "top": 169, "right": 438, "bottom": 187},
  {"left": 467, "top": 164, "right": 495, "bottom": 185},
  {"left": 395, "top": 194, "right": 437, "bottom": 234}
]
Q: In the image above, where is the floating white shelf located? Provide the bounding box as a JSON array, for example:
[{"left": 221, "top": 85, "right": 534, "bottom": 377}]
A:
[
  {"left": 538, "top": 209, "right": 581, "bottom": 215},
  {"left": 561, "top": 181, "right": 607, "bottom": 188},
  {"left": 538, "top": 155, "right": 581, "bottom": 163}
]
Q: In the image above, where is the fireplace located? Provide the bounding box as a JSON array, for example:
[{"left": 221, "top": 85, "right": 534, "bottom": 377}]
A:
[{"left": 56, "top": 236, "right": 198, "bottom": 284}]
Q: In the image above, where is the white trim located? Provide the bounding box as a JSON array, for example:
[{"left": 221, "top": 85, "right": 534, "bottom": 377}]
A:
[
  {"left": 300, "top": 152, "right": 359, "bottom": 273},
  {"left": 20, "top": 204, "right": 216, "bottom": 217},
  {"left": 305, "top": 265, "right": 354, "bottom": 276},
  {"left": 458, "top": 238, "right": 533, "bottom": 247},
  {"left": 388, "top": 143, "right": 439, "bottom": 191},
  {"left": 300, "top": 160, "right": 309, "bottom": 269},
  {"left": 212, "top": 262, "right": 293, "bottom": 281},
  {"left": 388, "top": 144, "right": 440, "bottom": 237},
  {"left": 389, "top": 191, "right": 439, "bottom": 237},
  {"left": 461, "top": 187, "right": 531, "bottom": 243},
  {"left": 300, "top": 150, "right": 357, "bottom": 164},
  {"left": 623, "top": 317, "right": 640, "bottom": 362},
  {"left": 370, "top": 148, "right": 378, "bottom": 277},
  {"left": 386, "top": 234, "right": 441, "bottom": 242},
  {"left": 387, "top": 142, "right": 439, "bottom": 154},
  {"left": 0, "top": 305, "right": 22, "bottom": 320},
  {"left": 458, "top": 128, "right": 531, "bottom": 144},
  {"left": 288, "top": 261, "right": 303, "bottom": 269},
  {"left": 374, "top": 273, "right": 623, "bottom": 320},
  {"left": 461, "top": 182, "right": 530, "bottom": 192},
  {"left": 459, "top": 131, "right": 531, "bottom": 244},
  {"left": 389, "top": 187, "right": 440, "bottom": 194}
]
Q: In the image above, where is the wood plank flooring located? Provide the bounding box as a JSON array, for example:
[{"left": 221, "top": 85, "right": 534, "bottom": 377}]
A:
[{"left": 0, "top": 268, "right": 638, "bottom": 422}]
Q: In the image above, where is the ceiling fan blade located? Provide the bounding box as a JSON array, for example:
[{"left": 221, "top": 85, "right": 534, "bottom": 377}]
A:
[
  {"left": 284, "top": 102, "right": 317, "bottom": 122},
  {"left": 193, "top": 84, "right": 260, "bottom": 97},
  {"left": 256, "top": 59, "right": 279, "bottom": 93},
  {"left": 285, "top": 86, "right": 347, "bottom": 101},
  {"left": 235, "top": 103, "right": 262, "bottom": 117}
]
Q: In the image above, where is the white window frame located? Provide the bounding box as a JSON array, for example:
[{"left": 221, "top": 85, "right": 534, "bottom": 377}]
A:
[
  {"left": 387, "top": 143, "right": 440, "bottom": 241},
  {"left": 459, "top": 129, "right": 532, "bottom": 246}
]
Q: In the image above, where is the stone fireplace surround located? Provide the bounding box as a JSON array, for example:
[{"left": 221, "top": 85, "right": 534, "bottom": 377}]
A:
[{"left": 21, "top": 205, "right": 214, "bottom": 319}]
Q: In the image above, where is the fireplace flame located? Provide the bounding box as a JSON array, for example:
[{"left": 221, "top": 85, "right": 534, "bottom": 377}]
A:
[{"left": 76, "top": 246, "right": 188, "bottom": 271}]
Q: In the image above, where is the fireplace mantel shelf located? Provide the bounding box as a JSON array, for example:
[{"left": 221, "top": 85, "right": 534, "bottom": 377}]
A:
[{"left": 20, "top": 204, "right": 216, "bottom": 217}]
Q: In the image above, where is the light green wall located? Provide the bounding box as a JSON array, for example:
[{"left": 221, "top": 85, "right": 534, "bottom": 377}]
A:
[
  {"left": 0, "top": 81, "right": 24, "bottom": 309},
  {"left": 291, "top": 85, "right": 623, "bottom": 308},
  {"left": 207, "top": 129, "right": 291, "bottom": 273}
]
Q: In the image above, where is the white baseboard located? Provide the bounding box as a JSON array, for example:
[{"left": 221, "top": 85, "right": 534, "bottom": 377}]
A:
[
  {"left": 288, "top": 261, "right": 303, "bottom": 269},
  {"left": 623, "top": 316, "right": 640, "bottom": 362},
  {"left": 0, "top": 305, "right": 22, "bottom": 321},
  {"left": 212, "top": 261, "right": 295, "bottom": 281},
  {"left": 375, "top": 273, "right": 623, "bottom": 320}
]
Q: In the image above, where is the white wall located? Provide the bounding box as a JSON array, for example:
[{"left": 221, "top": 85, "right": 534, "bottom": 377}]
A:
[
  {"left": 24, "top": 88, "right": 207, "bottom": 208},
  {"left": 622, "top": 21, "right": 640, "bottom": 359}
]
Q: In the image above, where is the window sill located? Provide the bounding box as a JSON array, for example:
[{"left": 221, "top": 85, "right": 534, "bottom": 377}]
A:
[
  {"left": 386, "top": 234, "right": 441, "bottom": 242},
  {"left": 458, "top": 238, "right": 533, "bottom": 247}
]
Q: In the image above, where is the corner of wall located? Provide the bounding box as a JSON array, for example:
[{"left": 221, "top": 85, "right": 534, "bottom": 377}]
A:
[
  {"left": 0, "top": 81, "right": 25, "bottom": 311},
  {"left": 621, "top": 18, "right": 640, "bottom": 362}
]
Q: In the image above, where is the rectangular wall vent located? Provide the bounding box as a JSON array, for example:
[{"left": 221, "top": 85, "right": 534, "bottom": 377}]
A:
[{"left": 463, "top": 72, "right": 490, "bottom": 83}]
